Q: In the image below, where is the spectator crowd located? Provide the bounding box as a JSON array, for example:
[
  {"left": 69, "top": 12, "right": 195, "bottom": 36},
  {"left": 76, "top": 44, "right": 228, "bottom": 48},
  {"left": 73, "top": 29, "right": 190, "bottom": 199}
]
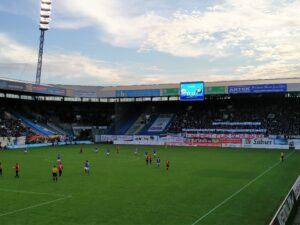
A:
[{"left": 168, "top": 98, "right": 300, "bottom": 136}]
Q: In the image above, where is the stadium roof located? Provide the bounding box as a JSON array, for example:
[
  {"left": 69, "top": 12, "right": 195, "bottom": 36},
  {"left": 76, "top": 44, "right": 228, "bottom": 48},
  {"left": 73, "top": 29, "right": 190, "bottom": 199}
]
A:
[{"left": 0, "top": 76, "right": 300, "bottom": 97}]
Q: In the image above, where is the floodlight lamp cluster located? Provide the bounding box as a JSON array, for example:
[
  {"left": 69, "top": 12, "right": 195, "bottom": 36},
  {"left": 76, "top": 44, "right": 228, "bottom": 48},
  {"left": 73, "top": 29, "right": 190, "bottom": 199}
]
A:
[{"left": 39, "top": 0, "right": 52, "bottom": 30}]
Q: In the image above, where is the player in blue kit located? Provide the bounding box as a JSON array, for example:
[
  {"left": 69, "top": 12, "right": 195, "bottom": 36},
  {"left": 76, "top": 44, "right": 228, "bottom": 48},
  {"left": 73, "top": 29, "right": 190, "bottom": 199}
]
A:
[
  {"left": 57, "top": 154, "right": 61, "bottom": 162},
  {"left": 134, "top": 147, "right": 138, "bottom": 156},
  {"left": 84, "top": 160, "right": 90, "bottom": 175},
  {"left": 153, "top": 149, "right": 157, "bottom": 158},
  {"left": 106, "top": 147, "right": 110, "bottom": 156},
  {"left": 156, "top": 157, "right": 161, "bottom": 168}
]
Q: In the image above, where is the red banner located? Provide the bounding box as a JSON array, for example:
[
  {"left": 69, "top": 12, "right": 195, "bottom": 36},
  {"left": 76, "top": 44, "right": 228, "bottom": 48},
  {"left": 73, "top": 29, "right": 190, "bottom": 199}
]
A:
[{"left": 186, "top": 133, "right": 264, "bottom": 139}]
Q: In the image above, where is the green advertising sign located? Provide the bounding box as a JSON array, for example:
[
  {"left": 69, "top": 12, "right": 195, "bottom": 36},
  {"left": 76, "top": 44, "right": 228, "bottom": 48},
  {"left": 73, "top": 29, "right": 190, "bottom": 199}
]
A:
[
  {"left": 162, "top": 88, "right": 179, "bottom": 96},
  {"left": 206, "top": 86, "right": 226, "bottom": 95}
]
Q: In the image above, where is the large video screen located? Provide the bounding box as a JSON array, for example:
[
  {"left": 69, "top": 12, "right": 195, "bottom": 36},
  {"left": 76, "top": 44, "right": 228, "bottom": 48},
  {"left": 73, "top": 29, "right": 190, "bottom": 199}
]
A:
[{"left": 180, "top": 82, "right": 204, "bottom": 101}]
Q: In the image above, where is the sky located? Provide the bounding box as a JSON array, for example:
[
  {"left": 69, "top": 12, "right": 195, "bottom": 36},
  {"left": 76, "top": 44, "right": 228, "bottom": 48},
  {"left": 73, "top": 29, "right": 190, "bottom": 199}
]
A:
[{"left": 0, "top": 0, "right": 299, "bottom": 86}]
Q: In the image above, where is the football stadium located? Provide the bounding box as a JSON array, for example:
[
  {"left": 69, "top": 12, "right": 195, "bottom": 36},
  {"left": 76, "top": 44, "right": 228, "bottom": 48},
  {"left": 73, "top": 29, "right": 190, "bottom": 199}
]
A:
[{"left": 1, "top": 1, "right": 300, "bottom": 225}]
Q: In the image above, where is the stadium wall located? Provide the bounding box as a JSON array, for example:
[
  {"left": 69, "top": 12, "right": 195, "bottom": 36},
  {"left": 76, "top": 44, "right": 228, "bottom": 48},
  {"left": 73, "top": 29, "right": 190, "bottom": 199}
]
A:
[
  {"left": 96, "top": 135, "right": 293, "bottom": 149},
  {"left": 6, "top": 140, "right": 93, "bottom": 149},
  {"left": 0, "top": 136, "right": 25, "bottom": 147}
]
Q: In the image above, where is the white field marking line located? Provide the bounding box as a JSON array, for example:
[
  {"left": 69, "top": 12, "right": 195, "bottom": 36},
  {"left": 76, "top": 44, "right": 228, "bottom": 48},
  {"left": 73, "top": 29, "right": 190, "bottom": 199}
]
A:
[
  {"left": 0, "top": 188, "right": 67, "bottom": 197},
  {"left": 191, "top": 150, "right": 296, "bottom": 225},
  {"left": 0, "top": 195, "right": 72, "bottom": 218}
]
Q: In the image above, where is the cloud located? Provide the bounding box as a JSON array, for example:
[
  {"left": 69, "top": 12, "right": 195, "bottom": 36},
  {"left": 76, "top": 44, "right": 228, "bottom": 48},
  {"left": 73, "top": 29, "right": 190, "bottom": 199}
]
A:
[
  {"left": 51, "top": 0, "right": 300, "bottom": 60},
  {"left": 0, "top": 33, "right": 131, "bottom": 85},
  {"left": 0, "top": 32, "right": 185, "bottom": 86},
  {"left": 234, "top": 61, "right": 300, "bottom": 80},
  {"left": 0, "top": 0, "right": 300, "bottom": 85},
  {"left": 0, "top": 31, "right": 299, "bottom": 86}
]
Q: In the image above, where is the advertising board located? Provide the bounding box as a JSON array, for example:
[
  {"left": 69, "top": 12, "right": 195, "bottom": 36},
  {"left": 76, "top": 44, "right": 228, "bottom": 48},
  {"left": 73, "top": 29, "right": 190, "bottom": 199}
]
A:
[
  {"left": 32, "top": 85, "right": 66, "bottom": 96},
  {"left": 228, "top": 84, "right": 287, "bottom": 94},
  {"left": 162, "top": 88, "right": 179, "bottom": 96},
  {"left": 206, "top": 86, "right": 226, "bottom": 95},
  {"left": 180, "top": 82, "right": 204, "bottom": 101},
  {"left": 185, "top": 133, "right": 264, "bottom": 139},
  {"left": 116, "top": 89, "right": 160, "bottom": 97},
  {"left": 0, "top": 80, "right": 26, "bottom": 91},
  {"left": 74, "top": 90, "right": 97, "bottom": 97}
]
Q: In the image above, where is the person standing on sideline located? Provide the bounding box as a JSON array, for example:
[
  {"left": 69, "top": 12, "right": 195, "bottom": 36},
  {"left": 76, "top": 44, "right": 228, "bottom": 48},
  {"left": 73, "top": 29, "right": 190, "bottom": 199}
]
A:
[{"left": 52, "top": 165, "right": 58, "bottom": 182}]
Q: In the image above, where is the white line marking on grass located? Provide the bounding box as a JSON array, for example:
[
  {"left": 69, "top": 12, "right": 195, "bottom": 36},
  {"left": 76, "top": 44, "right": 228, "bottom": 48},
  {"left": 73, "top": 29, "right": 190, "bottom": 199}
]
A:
[
  {"left": 191, "top": 150, "right": 296, "bottom": 225},
  {"left": 0, "top": 195, "right": 72, "bottom": 218},
  {"left": 0, "top": 188, "right": 67, "bottom": 197}
]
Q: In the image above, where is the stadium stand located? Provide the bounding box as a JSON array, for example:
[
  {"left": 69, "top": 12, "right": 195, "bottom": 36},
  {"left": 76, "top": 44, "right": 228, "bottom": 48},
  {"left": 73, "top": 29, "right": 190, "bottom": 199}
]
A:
[
  {"left": 0, "top": 109, "right": 33, "bottom": 137},
  {"left": 167, "top": 96, "right": 300, "bottom": 136},
  {"left": 1, "top": 94, "right": 300, "bottom": 140}
]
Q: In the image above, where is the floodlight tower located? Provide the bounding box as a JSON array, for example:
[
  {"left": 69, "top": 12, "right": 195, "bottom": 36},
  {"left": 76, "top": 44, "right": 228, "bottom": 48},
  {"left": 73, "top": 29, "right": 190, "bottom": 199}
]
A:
[{"left": 35, "top": 0, "right": 52, "bottom": 84}]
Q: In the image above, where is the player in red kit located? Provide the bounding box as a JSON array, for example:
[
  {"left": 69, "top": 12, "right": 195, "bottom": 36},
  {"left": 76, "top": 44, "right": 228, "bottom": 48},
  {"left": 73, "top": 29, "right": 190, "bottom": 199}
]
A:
[
  {"left": 149, "top": 154, "right": 153, "bottom": 165},
  {"left": 166, "top": 160, "right": 170, "bottom": 170},
  {"left": 14, "top": 163, "right": 20, "bottom": 177},
  {"left": 58, "top": 162, "right": 64, "bottom": 177}
]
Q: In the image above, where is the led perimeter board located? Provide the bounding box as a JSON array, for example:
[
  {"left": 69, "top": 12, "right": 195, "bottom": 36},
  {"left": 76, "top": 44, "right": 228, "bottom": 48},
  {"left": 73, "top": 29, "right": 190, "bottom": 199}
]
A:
[{"left": 180, "top": 81, "right": 205, "bottom": 101}]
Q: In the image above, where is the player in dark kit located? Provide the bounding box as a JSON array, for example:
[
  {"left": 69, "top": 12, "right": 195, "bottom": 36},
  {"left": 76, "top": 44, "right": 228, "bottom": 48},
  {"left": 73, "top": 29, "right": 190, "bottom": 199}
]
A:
[
  {"left": 145, "top": 155, "right": 149, "bottom": 165},
  {"left": 166, "top": 160, "right": 170, "bottom": 170},
  {"left": 0, "top": 162, "right": 2, "bottom": 176},
  {"left": 52, "top": 165, "right": 58, "bottom": 182},
  {"left": 149, "top": 154, "right": 153, "bottom": 165}
]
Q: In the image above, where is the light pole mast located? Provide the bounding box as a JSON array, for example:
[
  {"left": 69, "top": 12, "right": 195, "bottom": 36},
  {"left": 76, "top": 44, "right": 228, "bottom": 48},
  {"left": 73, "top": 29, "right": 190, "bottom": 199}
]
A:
[{"left": 35, "top": 0, "right": 52, "bottom": 84}]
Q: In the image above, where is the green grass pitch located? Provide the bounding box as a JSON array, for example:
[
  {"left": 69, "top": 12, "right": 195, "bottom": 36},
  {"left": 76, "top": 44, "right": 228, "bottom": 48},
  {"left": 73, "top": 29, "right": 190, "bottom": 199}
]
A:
[{"left": 0, "top": 144, "right": 299, "bottom": 225}]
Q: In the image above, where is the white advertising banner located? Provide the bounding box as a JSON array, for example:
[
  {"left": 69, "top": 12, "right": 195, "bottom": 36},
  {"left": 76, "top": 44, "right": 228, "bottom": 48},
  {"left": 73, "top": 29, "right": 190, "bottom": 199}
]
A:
[
  {"left": 148, "top": 114, "right": 172, "bottom": 132},
  {"left": 292, "top": 176, "right": 300, "bottom": 200}
]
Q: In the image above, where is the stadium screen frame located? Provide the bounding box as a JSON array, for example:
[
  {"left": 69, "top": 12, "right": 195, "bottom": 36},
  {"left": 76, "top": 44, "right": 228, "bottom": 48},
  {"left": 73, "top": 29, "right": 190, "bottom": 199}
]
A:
[{"left": 180, "top": 81, "right": 205, "bottom": 101}]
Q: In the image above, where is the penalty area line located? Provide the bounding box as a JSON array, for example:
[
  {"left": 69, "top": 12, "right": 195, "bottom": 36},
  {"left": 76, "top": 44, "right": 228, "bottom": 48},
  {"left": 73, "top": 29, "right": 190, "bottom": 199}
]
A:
[
  {"left": 191, "top": 150, "right": 296, "bottom": 225},
  {"left": 0, "top": 188, "right": 67, "bottom": 197},
  {"left": 0, "top": 195, "right": 72, "bottom": 218}
]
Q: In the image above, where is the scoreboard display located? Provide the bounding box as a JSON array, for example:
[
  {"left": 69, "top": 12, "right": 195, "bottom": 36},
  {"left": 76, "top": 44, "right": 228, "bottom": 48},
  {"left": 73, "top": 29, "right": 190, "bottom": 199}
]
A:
[{"left": 180, "top": 82, "right": 204, "bottom": 101}]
